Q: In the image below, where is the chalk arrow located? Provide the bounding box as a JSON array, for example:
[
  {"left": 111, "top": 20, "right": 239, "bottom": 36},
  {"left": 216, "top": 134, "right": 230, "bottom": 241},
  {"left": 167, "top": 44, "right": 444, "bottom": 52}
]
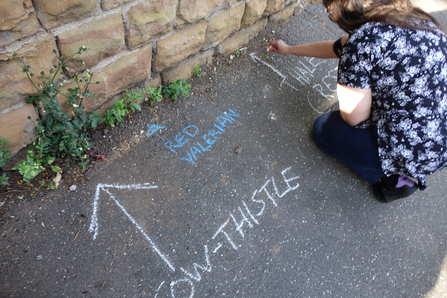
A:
[
  {"left": 249, "top": 53, "right": 298, "bottom": 91},
  {"left": 88, "top": 183, "right": 175, "bottom": 272},
  {"left": 147, "top": 124, "right": 167, "bottom": 140}
]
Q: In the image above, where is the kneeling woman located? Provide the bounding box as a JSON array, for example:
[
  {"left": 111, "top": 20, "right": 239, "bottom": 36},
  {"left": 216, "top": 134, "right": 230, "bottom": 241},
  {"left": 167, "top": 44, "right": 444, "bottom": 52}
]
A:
[{"left": 267, "top": 0, "right": 447, "bottom": 203}]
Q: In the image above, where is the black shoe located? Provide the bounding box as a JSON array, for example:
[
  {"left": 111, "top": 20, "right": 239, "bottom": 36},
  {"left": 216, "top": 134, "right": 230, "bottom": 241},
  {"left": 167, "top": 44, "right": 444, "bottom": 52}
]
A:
[{"left": 372, "top": 175, "right": 418, "bottom": 203}]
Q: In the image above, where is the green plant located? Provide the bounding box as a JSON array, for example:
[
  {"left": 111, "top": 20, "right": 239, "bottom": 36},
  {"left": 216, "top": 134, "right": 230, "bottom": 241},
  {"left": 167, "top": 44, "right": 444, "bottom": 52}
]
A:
[
  {"left": 234, "top": 50, "right": 241, "bottom": 57},
  {"left": 145, "top": 84, "right": 163, "bottom": 106},
  {"left": 0, "top": 137, "right": 12, "bottom": 186},
  {"left": 0, "top": 174, "right": 8, "bottom": 186},
  {"left": 0, "top": 137, "right": 11, "bottom": 168},
  {"left": 12, "top": 150, "right": 60, "bottom": 182},
  {"left": 13, "top": 47, "right": 102, "bottom": 176},
  {"left": 101, "top": 89, "right": 142, "bottom": 127},
  {"left": 102, "top": 99, "right": 128, "bottom": 127},
  {"left": 191, "top": 61, "right": 204, "bottom": 78},
  {"left": 122, "top": 90, "right": 142, "bottom": 113},
  {"left": 163, "top": 79, "right": 191, "bottom": 101}
]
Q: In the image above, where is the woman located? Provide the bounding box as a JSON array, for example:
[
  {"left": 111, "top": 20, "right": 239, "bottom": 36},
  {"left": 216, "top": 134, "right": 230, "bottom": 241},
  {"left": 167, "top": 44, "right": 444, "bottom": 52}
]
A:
[{"left": 267, "top": 0, "right": 447, "bottom": 203}]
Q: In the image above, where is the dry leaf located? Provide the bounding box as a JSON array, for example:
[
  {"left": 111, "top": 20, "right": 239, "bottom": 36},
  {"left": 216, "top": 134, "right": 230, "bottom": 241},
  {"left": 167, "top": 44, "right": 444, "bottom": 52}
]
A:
[{"left": 53, "top": 172, "right": 62, "bottom": 188}]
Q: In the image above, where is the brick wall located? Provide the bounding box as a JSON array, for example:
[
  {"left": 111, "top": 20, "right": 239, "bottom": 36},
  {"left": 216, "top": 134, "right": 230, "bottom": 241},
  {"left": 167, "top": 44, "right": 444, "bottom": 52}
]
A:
[{"left": 0, "top": 0, "right": 301, "bottom": 155}]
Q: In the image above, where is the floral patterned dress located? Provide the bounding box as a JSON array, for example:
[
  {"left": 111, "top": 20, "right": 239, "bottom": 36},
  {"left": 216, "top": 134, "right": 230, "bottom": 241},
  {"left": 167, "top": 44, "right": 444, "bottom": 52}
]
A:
[{"left": 338, "top": 22, "right": 447, "bottom": 189}]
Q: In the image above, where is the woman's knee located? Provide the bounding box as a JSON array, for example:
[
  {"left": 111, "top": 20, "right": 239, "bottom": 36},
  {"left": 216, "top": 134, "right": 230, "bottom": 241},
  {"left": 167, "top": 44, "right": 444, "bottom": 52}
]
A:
[
  {"left": 313, "top": 115, "right": 325, "bottom": 145},
  {"left": 313, "top": 111, "right": 340, "bottom": 145}
]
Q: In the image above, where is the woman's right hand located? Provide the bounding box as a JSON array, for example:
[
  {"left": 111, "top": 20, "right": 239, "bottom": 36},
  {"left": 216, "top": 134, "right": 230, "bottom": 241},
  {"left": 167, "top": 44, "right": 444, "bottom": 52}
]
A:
[{"left": 266, "top": 40, "right": 290, "bottom": 55}]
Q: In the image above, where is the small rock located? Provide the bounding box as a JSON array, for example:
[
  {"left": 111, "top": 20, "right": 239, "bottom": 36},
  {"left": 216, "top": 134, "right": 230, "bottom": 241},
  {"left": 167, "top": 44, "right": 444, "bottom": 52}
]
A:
[
  {"left": 234, "top": 147, "right": 242, "bottom": 154},
  {"left": 104, "top": 129, "right": 109, "bottom": 134},
  {"left": 35, "top": 255, "right": 43, "bottom": 261},
  {"left": 69, "top": 185, "right": 77, "bottom": 191}
]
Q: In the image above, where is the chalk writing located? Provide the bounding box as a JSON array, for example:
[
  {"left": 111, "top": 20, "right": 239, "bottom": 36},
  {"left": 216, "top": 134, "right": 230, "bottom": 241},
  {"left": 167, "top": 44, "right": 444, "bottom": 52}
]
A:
[
  {"left": 289, "top": 58, "right": 327, "bottom": 86},
  {"left": 305, "top": 66, "right": 338, "bottom": 113},
  {"left": 250, "top": 53, "right": 338, "bottom": 113},
  {"left": 161, "top": 167, "right": 300, "bottom": 297},
  {"left": 147, "top": 124, "right": 167, "bottom": 140},
  {"left": 250, "top": 53, "right": 298, "bottom": 92},
  {"left": 154, "top": 281, "right": 165, "bottom": 298},
  {"left": 179, "top": 245, "right": 212, "bottom": 282},
  {"left": 88, "top": 168, "right": 300, "bottom": 298},
  {"left": 162, "top": 109, "right": 240, "bottom": 165}
]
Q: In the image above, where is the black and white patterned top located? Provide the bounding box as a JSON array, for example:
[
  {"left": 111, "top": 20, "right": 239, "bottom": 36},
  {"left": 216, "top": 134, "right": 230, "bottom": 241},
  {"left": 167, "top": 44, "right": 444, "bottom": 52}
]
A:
[{"left": 338, "top": 22, "right": 447, "bottom": 190}]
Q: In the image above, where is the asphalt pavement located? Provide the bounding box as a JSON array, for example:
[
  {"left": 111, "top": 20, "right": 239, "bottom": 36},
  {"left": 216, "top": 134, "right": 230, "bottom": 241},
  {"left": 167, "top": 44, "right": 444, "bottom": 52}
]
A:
[{"left": 1, "top": 2, "right": 447, "bottom": 297}]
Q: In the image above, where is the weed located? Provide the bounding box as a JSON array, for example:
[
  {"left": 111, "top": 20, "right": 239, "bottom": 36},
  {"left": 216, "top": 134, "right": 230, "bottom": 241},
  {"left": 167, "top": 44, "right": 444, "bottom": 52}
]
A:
[
  {"left": 47, "top": 182, "right": 56, "bottom": 190},
  {"left": 0, "top": 137, "right": 11, "bottom": 168},
  {"left": 191, "top": 61, "right": 204, "bottom": 78},
  {"left": 12, "top": 150, "right": 60, "bottom": 182},
  {"left": 0, "top": 137, "right": 11, "bottom": 185},
  {"left": 102, "top": 99, "right": 128, "bottom": 127},
  {"left": 145, "top": 84, "right": 163, "bottom": 106},
  {"left": 234, "top": 50, "right": 241, "bottom": 57},
  {"left": 163, "top": 79, "right": 191, "bottom": 101},
  {"left": 101, "top": 89, "right": 142, "bottom": 127},
  {"left": 0, "top": 174, "right": 8, "bottom": 186},
  {"left": 122, "top": 90, "right": 143, "bottom": 113},
  {"left": 13, "top": 47, "right": 102, "bottom": 176}
]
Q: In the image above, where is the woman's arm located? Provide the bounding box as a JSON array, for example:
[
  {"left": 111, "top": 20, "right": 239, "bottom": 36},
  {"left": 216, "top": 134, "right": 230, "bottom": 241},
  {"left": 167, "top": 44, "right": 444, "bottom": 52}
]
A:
[
  {"left": 266, "top": 35, "right": 349, "bottom": 58},
  {"left": 337, "top": 84, "right": 372, "bottom": 126},
  {"left": 267, "top": 37, "right": 371, "bottom": 126}
]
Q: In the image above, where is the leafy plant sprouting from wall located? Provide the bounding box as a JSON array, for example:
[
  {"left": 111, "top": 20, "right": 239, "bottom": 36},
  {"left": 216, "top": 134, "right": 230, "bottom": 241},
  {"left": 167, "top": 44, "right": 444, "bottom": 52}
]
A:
[
  {"left": 163, "top": 79, "right": 191, "bottom": 101},
  {"left": 191, "top": 61, "right": 204, "bottom": 78},
  {"left": 145, "top": 84, "right": 163, "bottom": 106},
  {"left": 12, "top": 46, "right": 102, "bottom": 183},
  {"left": 102, "top": 90, "right": 142, "bottom": 127}
]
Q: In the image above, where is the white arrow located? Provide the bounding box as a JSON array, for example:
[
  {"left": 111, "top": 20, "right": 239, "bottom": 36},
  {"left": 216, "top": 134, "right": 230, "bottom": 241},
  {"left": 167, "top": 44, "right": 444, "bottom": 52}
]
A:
[
  {"left": 89, "top": 183, "right": 175, "bottom": 272},
  {"left": 249, "top": 53, "right": 298, "bottom": 91}
]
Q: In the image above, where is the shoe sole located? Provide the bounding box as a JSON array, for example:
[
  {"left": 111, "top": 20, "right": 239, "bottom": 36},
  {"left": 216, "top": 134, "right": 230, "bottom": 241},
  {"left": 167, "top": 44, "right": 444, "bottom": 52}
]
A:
[{"left": 373, "top": 183, "right": 418, "bottom": 203}]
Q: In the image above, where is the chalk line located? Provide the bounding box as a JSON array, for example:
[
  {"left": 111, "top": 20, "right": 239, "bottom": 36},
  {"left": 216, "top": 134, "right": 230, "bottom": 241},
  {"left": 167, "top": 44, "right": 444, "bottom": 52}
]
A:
[
  {"left": 88, "top": 183, "right": 175, "bottom": 272},
  {"left": 154, "top": 281, "right": 165, "bottom": 298},
  {"left": 250, "top": 53, "right": 299, "bottom": 91},
  {"left": 213, "top": 243, "right": 223, "bottom": 254},
  {"left": 89, "top": 183, "right": 157, "bottom": 239},
  {"left": 170, "top": 278, "right": 194, "bottom": 298},
  {"left": 147, "top": 124, "right": 167, "bottom": 138},
  {"left": 180, "top": 245, "right": 211, "bottom": 282}
]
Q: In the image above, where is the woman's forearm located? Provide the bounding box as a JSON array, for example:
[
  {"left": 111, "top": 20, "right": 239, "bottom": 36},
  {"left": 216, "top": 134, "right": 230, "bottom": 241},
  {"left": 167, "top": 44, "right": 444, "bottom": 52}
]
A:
[
  {"left": 285, "top": 40, "right": 339, "bottom": 58},
  {"left": 267, "top": 35, "right": 349, "bottom": 59}
]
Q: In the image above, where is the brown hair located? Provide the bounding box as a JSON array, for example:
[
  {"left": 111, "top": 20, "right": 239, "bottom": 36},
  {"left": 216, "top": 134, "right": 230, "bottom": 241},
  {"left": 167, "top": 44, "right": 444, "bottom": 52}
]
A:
[{"left": 322, "top": 0, "right": 445, "bottom": 34}]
